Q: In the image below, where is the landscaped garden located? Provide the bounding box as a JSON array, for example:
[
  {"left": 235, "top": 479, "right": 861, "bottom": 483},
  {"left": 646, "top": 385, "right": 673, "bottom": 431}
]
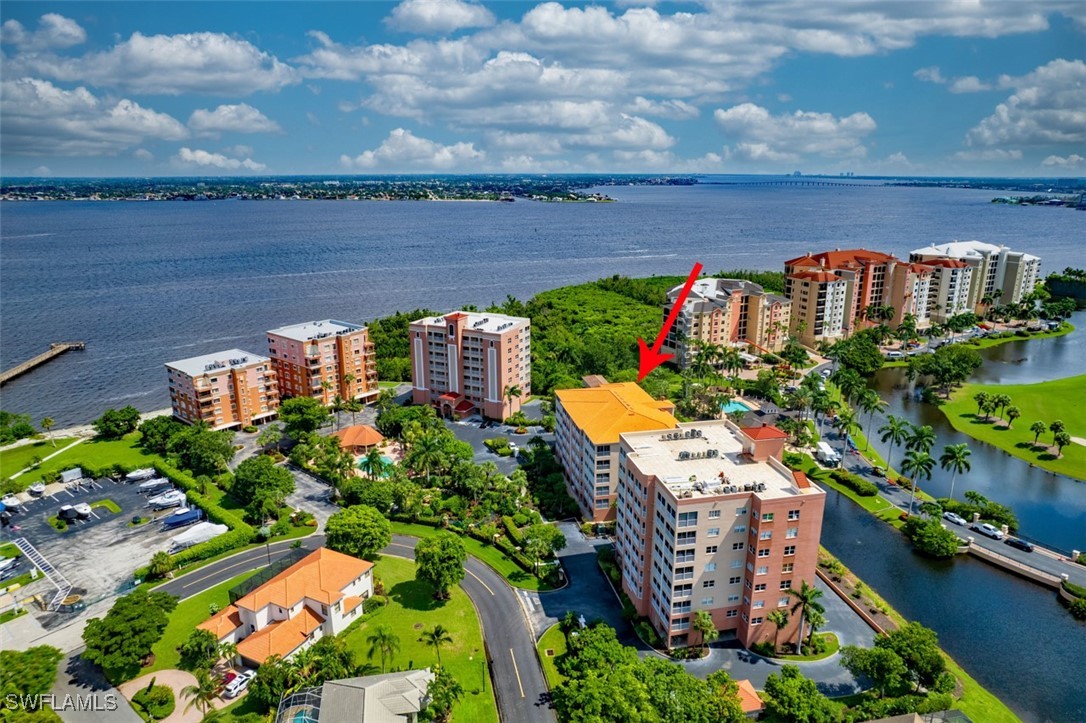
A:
[
  {"left": 939, "top": 375, "right": 1085, "bottom": 480},
  {"left": 2, "top": 432, "right": 163, "bottom": 492}
]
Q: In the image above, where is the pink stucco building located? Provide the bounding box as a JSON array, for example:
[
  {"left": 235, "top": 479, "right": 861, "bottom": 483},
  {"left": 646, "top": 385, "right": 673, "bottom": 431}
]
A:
[
  {"left": 266, "top": 320, "right": 378, "bottom": 405},
  {"left": 166, "top": 349, "right": 278, "bottom": 430}
]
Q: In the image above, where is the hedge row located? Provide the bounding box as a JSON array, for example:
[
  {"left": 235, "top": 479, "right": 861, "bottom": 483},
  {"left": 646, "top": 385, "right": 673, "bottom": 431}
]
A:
[
  {"left": 1062, "top": 579, "right": 1086, "bottom": 599},
  {"left": 829, "top": 469, "right": 879, "bottom": 497},
  {"left": 390, "top": 513, "right": 536, "bottom": 573},
  {"left": 501, "top": 515, "right": 525, "bottom": 546}
]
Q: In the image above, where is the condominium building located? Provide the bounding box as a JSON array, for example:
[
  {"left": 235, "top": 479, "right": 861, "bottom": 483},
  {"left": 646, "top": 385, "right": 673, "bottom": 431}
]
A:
[
  {"left": 166, "top": 349, "right": 278, "bottom": 430},
  {"left": 199, "top": 547, "right": 373, "bottom": 668},
  {"left": 909, "top": 240, "right": 1041, "bottom": 313},
  {"left": 663, "top": 278, "right": 791, "bottom": 367},
  {"left": 555, "top": 376, "right": 678, "bottom": 521},
  {"left": 615, "top": 420, "right": 825, "bottom": 649},
  {"left": 785, "top": 270, "right": 849, "bottom": 346},
  {"left": 409, "top": 311, "right": 530, "bottom": 420},
  {"left": 266, "top": 320, "right": 378, "bottom": 405},
  {"left": 922, "top": 259, "right": 974, "bottom": 323}
]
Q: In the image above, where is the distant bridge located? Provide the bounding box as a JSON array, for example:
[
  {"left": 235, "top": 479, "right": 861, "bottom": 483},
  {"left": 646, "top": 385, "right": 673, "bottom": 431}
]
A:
[{"left": 709, "top": 180, "right": 875, "bottom": 188}]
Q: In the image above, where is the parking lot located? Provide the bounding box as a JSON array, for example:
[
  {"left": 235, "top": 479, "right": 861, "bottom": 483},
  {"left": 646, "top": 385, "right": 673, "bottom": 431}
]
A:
[
  {"left": 443, "top": 400, "right": 554, "bottom": 475},
  {"left": 2, "top": 475, "right": 185, "bottom": 630}
]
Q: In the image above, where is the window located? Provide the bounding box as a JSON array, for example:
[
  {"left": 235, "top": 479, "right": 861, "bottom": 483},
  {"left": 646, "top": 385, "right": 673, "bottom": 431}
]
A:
[
  {"left": 674, "top": 584, "right": 692, "bottom": 598},
  {"left": 678, "top": 511, "right": 698, "bottom": 527},
  {"left": 780, "top": 579, "right": 792, "bottom": 590},
  {"left": 708, "top": 527, "right": 720, "bottom": 537},
  {"left": 677, "top": 531, "right": 697, "bottom": 545},
  {"left": 751, "top": 616, "right": 764, "bottom": 625},
  {"left": 761, "top": 512, "right": 774, "bottom": 522},
  {"left": 736, "top": 507, "right": 748, "bottom": 516},
  {"left": 677, "top": 550, "right": 695, "bottom": 563},
  {"left": 782, "top": 562, "right": 794, "bottom": 574},
  {"left": 731, "top": 560, "right": 743, "bottom": 569},
  {"left": 735, "top": 525, "right": 747, "bottom": 534},
  {"left": 788, "top": 509, "right": 801, "bottom": 521},
  {"left": 784, "top": 545, "right": 796, "bottom": 556},
  {"left": 757, "top": 548, "right": 771, "bottom": 558},
  {"left": 728, "top": 576, "right": 741, "bottom": 585},
  {"left": 726, "top": 610, "right": 738, "bottom": 618},
  {"left": 754, "top": 583, "right": 767, "bottom": 592},
  {"left": 701, "top": 597, "right": 714, "bottom": 606},
  {"left": 786, "top": 527, "right": 799, "bottom": 539},
  {"left": 760, "top": 530, "right": 772, "bottom": 540},
  {"left": 732, "top": 542, "right": 745, "bottom": 551},
  {"left": 704, "top": 562, "right": 717, "bottom": 572},
  {"left": 756, "top": 565, "right": 768, "bottom": 575},
  {"left": 705, "top": 545, "right": 718, "bottom": 554},
  {"left": 779, "top": 597, "right": 791, "bottom": 607},
  {"left": 703, "top": 579, "right": 716, "bottom": 588},
  {"left": 727, "top": 594, "right": 740, "bottom": 603},
  {"left": 753, "top": 600, "right": 765, "bottom": 609},
  {"left": 675, "top": 566, "right": 694, "bottom": 580},
  {"left": 708, "top": 509, "right": 721, "bottom": 519}
]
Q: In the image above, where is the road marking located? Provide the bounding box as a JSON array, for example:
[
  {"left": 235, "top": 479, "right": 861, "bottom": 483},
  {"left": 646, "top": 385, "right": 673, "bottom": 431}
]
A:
[
  {"left": 180, "top": 555, "right": 270, "bottom": 590},
  {"left": 466, "top": 568, "right": 495, "bottom": 596},
  {"left": 509, "top": 649, "right": 525, "bottom": 698},
  {"left": 89, "top": 510, "right": 100, "bottom": 519}
]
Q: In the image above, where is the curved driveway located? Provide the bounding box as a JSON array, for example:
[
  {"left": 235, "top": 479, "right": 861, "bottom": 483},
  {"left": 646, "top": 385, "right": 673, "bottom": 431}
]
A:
[{"left": 157, "top": 533, "right": 555, "bottom": 723}]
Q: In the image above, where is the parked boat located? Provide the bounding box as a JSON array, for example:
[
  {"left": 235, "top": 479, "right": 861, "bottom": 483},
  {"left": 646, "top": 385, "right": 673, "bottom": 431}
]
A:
[
  {"left": 167, "top": 522, "right": 228, "bottom": 552},
  {"left": 138, "top": 478, "right": 171, "bottom": 494},
  {"left": 126, "top": 468, "right": 156, "bottom": 482},
  {"left": 161, "top": 507, "right": 202, "bottom": 530},
  {"left": 148, "top": 489, "right": 185, "bottom": 510},
  {"left": 27, "top": 482, "right": 45, "bottom": 496}
]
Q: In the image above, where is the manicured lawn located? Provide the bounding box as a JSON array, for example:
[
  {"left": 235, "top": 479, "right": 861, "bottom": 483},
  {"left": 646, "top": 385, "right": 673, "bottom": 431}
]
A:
[
  {"left": 940, "top": 375, "right": 1086, "bottom": 481},
  {"left": 775, "top": 632, "right": 839, "bottom": 662},
  {"left": 142, "top": 570, "right": 258, "bottom": 675},
  {"left": 0, "top": 543, "right": 19, "bottom": 558},
  {"left": 390, "top": 522, "right": 555, "bottom": 591},
  {"left": 341, "top": 556, "right": 498, "bottom": 723},
  {"left": 0, "top": 608, "right": 27, "bottom": 625},
  {"left": 537, "top": 624, "right": 568, "bottom": 690},
  {"left": 378, "top": 381, "right": 402, "bottom": 388},
  {"left": 93, "top": 499, "right": 122, "bottom": 514},
  {"left": 13, "top": 433, "right": 165, "bottom": 489},
  {"left": 1, "top": 570, "right": 37, "bottom": 590},
  {"left": 0, "top": 438, "right": 77, "bottom": 478}
]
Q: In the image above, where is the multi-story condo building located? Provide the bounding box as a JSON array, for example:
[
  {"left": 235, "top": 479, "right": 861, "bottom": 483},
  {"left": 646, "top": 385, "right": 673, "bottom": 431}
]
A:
[
  {"left": 199, "top": 547, "right": 373, "bottom": 668},
  {"left": 615, "top": 420, "right": 825, "bottom": 649},
  {"left": 922, "top": 258, "right": 974, "bottom": 323},
  {"left": 909, "top": 240, "right": 1041, "bottom": 313},
  {"left": 166, "top": 349, "right": 278, "bottom": 430},
  {"left": 886, "top": 262, "right": 933, "bottom": 329},
  {"left": 409, "top": 311, "right": 530, "bottom": 420},
  {"left": 555, "top": 376, "right": 678, "bottom": 521},
  {"left": 785, "top": 270, "right": 849, "bottom": 346},
  {"left": 663, "top": 278, "right": 791, "bottom": 367},
  {"left": 266, "top": 320, "right": 378, "bottom": 405}
]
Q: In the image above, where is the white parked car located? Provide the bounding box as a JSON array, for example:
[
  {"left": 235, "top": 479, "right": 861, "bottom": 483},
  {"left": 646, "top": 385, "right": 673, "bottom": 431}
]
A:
[
  {"left": 223, "top": 670, "right": 256, "bottom": 698},
  {"left": 971, "top": 522, "right": 1004, "bottom": 540},
  {"left": 885, "top": 350, "right": 904, "bottom": 360},
  {"left": 942, "top": 511, "right": 967, "bottom": 526}
]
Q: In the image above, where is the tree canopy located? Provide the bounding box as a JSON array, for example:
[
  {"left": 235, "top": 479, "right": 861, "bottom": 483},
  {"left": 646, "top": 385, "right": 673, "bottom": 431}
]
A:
[
  {"left": 233, "top": 455, "right": 296, "bottom": 522},
  {"left": 0, "top": 646, "right": 64, "bottom": 709},
  {"left": 82, "top": 589, "right": 178, "bottom": 682},
  {"left": 279, "top": 396, "right": 331, "bottom": 439},
  {"left": 93, "top": 406, "right": 142, "bottom": 439},
  {"left": 414, "top": 532, "right": 467, "bottom": 600},
  {"left": 762, "top": 665, "right": 841, "bottom": 722},
  {"left": 325, "top": 505, "right": 391, "bottom": 561},
  {"left": 167, "top": 424, "right": 236, "bottom": 477}
]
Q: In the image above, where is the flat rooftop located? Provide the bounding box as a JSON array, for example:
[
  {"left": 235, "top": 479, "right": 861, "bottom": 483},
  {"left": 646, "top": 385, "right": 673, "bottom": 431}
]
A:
[
  {"left": 414, "top": 311, "right": 529, "bottom": 334},
  {"left": 166, "top": 348, "right": 269, "bottom": 377},
  {"left": 911, "top": 240, "right": 1039, "bottom": 261},
  {"left": 267, "top": 319, "right": 364, "bottom": 342},
  {"left": 622, "top": 420, "right": 815, "bottom": 501}
]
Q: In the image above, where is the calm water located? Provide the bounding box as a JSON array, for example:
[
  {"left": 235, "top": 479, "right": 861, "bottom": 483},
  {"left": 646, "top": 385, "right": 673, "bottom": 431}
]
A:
[
  {"left": 821, "top": 488, "right": 1083, "bottom": 723},
  {"left": 869, "top": 319, "right": 1086, "bottom": 552},
  {"left": 2, "top": 178, "right": 1083, "bottom": 426}
]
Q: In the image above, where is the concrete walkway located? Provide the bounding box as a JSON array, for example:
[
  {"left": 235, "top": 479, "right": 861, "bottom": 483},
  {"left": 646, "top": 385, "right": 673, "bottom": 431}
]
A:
[
  {"left": 8, "top": 438, "right": 84, "bottom": 480},
  {"left": 118, "top": 669, "right": 229, "bottom": 723}
]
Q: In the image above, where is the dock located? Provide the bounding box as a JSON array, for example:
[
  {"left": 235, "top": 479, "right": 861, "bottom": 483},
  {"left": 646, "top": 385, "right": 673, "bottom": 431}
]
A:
[{"left": 0, "top": 342, "right": 85, "bottom": 386}]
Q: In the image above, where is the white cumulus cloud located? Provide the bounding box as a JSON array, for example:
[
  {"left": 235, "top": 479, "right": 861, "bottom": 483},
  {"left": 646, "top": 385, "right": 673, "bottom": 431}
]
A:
[
  {"left": 966, "top": 59, "right": 1086, "bottom": 147},
  {"left": 714, "top": 103, "right": 876, "bottom": 162},
  {"left": 387, "top": 0, "right": 496, "bottom": 34},
  {"left": 174, "top": 147, "right": 266, "bottom": 171},
  {"left": 953, "top": 148, "right": 1024, "bottom": 161},
  {"left": 914, "top": 66, "right": 946, "bottom": 84},
  {"left": 188, "top": 104, "right": 282, "bottom": 136},
  {"left": 948, "top": 76, "right": 993, "bottom": 93},
  {"left": 340, "top": 128, "right": 484, "bottom": 170},
  {"left": 1041, "top": 153, "right": 1084, "bottom": 168},
  {"left": 1, "top": 13, "right": 85, "bottom": 50}
]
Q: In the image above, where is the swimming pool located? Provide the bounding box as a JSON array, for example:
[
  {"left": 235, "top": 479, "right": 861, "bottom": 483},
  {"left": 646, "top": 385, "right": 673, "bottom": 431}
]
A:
[
  {"left": 721, "top": 400, "right": 753, "bottom": 414},
  {"left": 357, "top": 455, "right": 396, "bottom": 476}
]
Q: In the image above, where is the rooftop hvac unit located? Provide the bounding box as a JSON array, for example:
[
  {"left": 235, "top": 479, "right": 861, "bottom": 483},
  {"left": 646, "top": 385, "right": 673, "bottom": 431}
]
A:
[{"left": 744, "top": 483, "right": 753, "bottom": 491}]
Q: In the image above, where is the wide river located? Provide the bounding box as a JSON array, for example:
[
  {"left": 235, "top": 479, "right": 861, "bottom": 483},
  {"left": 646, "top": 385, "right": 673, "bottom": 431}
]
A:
[{"left": 3, "top": 177, "right": 1084, "bottom": 720}]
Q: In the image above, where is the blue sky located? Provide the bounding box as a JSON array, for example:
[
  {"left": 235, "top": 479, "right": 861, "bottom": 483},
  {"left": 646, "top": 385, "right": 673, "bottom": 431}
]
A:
[{"left": 1, "top": 1, "right": 1083, "bottom": 177}]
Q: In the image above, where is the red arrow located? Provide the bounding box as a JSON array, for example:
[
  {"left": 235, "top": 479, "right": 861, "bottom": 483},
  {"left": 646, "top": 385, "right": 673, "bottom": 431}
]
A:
[{"left": 638, "top": 261, "right": 703, "bottom": 381}]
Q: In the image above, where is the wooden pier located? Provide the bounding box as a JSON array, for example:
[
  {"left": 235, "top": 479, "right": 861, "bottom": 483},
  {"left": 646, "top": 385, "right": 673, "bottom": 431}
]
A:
[{"left": 0, "top": 342, "right": 85, "bottom": 386}]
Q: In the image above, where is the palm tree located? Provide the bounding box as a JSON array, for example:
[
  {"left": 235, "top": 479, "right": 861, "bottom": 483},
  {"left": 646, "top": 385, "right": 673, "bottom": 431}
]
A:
[
  {"left": 182, "top": 668, "right": 218, "bottom": 715},
  {"left": 804, "top": 607, "right": 827, "bottom": 649},
  {"left": 720, "top": 347, "right": 743, "bottom": 389},
  {"left": 856, "top": 389, "right": 887, "bottom": 451},
  {"left": 1030, "top": 420, "right": 1047, "bottom": 446},
  {"left": 346, "top": 398, "right": 363, "bottom": 425},
  {"left": 320, "top": 379, "right": 334, "bottom": 404},
  {"left": 901, "top": 449, "right": 935, "bottom": 514},
  {"left": 692, "top": 609, "right": 717, "bottom": 654},
  {"left": 830, "top": 368, "right": 864, "bottom": 404},
  {"left": 787, "top": 581, "right": 823, "bottom": 652},
  {"left": 41, "top": 417, "right": 56, "bottom": 447},
  {"left": 939, "top": 443, "right": 972, "bottom": 501},
  {"left": 1054, "top": 431, "right": 1072, "bottom": 458},
  {"left": 906, "top": 424, "right": 936, "bottom": 455},
  {"left": 331, "top": 395, "right": 346, "bottom": 430},
  {"left": 217, "top": 642, "right": 239, "bottom": 667},
  {"left": 419, "top": 624, "right": 454, "bottom": 666},
  {"left": 366, "top": 624, "right": 400, "bottom": 673},
  {"left": 409, "top": 431, "right": 443, "bottom": 485},
  {"left": 148, "top": 551, "right": 174, "bottom": 580},
  {"left": 973, "top": 392, "right": 990, "bottom": 418},
  {"left": 835, "top": 408, "right": 859, "bottom": 452},
  {"left": 343, "top": 372, "right": 356, "bottom": 397},
  {"left": 361, "top": 448, "right": 386, "bottom": 479},
  {"left": 767, "top": 609, "right": 789, "bottom": 654},
  {"left": 1049, "top": 419, "right": 1066, "bottom": 444},
  {"left": 992, "top": 394, "right": 1012, "bottom": 420},
  {"left": 1004, "top": 406, "right": 1020, "bottom": 429},
  {"left": 503, "top": 384, "right": 523, "bottom": 420},
  {"left": 789, "top": 387, "right": 813, "bottom": 422}
]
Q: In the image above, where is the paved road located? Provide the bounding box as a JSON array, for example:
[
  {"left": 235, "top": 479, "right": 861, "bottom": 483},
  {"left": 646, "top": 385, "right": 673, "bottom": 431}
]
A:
[
  {"left": 157, "top": 532, "right": 555, "bottom": 723},
  {"left": 51, "top": 650, "right": 142, "bottom": 723}
]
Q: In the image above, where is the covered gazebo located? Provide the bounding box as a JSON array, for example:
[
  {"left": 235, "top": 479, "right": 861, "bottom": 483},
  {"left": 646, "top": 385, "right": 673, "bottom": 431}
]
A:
[{"left": 332, "top": 425, "right": 385, "bottom": 454}]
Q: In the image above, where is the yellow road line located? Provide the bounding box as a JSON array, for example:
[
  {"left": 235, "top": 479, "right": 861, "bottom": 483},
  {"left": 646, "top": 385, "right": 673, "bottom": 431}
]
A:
[
  {"left": 509, "top": 649, "right": 525, "bottom": 698},
  {"left": 466, "top": 568, "right": 495, "bottom": 596}
]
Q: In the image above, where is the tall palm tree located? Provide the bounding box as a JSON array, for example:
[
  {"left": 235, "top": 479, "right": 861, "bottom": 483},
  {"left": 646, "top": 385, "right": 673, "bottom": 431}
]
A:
[
  {"left": 361, "top": 447, "right": 386, "bottom": 480},
  {"left": 906, "top": 424, "right": 936, "bottom": 455},
  {"left": 331, "top": 395, "right": 346, "bottom": 430},
  {"left": 938, "top": 443, "right": 971, "bottom": 501},
  {"left": 409, "top": 431, "right": 443, "bottom": 485},
  {"left": 878, "top": 415, "right": 911, "bottom": 474},
  {"left": 1030, "top": 420, "right": 1047, "bottom": 446},
  {"left": 346, "top": 398, "right": 363, "bottom": 425},
  {"left": 972, "top": 391, "right": 990, "bottom": 418},
  {"left": 1004, "top": 406, "right": 1020, "bottom": 429},
  {"left": 787, "top": 581, "right": 823, "bottom": 652},
  {"left": 342, "top": 372, "right": 356, "bottom": 397},
  {"left": 720, "top": 347, "right": 743, "bottom": 389},
  {"left": 1049, "top": 419, "right": 1065, "bottom": 444},
  {"left": 804, "top": 607, "right": 827, "bottom": 648},
  {"left": 503, "top": 384, "right": 523, "bottom": 420},
  {"left": 320, "top": 379, "right": 334, "bottom": 404},
  {"left": 419, "top": 625, "right": 454, "bottom": 666},
  {"left": 901, "top": 449, "right": 935, "bottom": 514},
  {"left": 41, "top": 417, "right": 56, "bottom": 447},
  {"left": 182, "top": 668, "right": 219, "bottom": 715},
  {"left": 217, "top": 641, "right": 239, "bottom": 667},
  {"left": 767, "top": 609, "right": 789, "bottom": 654},
  {"left": 692, "top": 609, "right": 717, "bottom": 654},
  {"left": 1054, "top": 431, "right": 1071, "bottom": 457},
  {"left": 366, "top": 624, "right": 401, "bottom": 673},
  {"left": 789, "top": 387, "right": 813, "bottom": 422},
  {"left": 992, "top": 394, "right": 1012, "bottom": 420},
  {"left": 829, "top": 368, "right": 864, "bottom": 404},
  {"left": 835, "top": 409, "right": 859, "bottom": 452},
  {"left": 857, "top": 389, "right": 887, "bottom": 451}
]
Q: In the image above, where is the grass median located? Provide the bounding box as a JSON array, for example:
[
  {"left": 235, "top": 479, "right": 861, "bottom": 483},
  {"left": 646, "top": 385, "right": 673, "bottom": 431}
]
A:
[{"left": 537, "top": 624, "right": 568, "bottom": 690}]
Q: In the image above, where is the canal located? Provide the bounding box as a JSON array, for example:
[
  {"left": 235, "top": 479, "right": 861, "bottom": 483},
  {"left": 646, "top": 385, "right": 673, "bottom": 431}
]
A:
[{"left": 867, "top": 311, "right": 1086, "bottom": 552}]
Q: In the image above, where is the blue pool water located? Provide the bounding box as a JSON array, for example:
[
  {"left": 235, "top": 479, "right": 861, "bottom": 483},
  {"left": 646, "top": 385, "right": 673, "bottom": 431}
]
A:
[{"left": 721, "top": 400, "right": 752, "bottom": 414}]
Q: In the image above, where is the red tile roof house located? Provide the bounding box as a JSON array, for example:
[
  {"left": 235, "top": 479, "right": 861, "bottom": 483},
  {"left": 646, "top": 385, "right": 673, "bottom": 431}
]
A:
[{"left": 199, "top": 547, "right": 374, "bottom": 667}]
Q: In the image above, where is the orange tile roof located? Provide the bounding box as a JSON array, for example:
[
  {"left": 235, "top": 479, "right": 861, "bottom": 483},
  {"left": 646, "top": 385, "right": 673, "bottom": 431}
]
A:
[
  {"left": 785, "top": 249, "right": 896, "bottom": 269},
  {"left": 198, "top": 605, "right": 242, "bottom": 640},
  {"left": 342, "top": 596, "right": 365, "bottom": 615},
  {"left": 788, "top": 270, "right": 841, "bottom": 283},
  {"left": 792, "top": 471, "right": 811, "bottom": 489},
  {"left": 236, "top": 606, "right": 324, "bottom": 663},
  {"left": 556, "top": 382, "right": 678, "bottom": 445},
  {"left": 234, "top": 547, "right": 374, "bottom": 613},
  {"left": 735, "top": 679, "right": 764, "bottom": 713},
  {"left": 333, "top": 425, "right": 385, "bottom": 449},
  {"left": 741, "top": 424, "right": 789, "bottom": 440}
]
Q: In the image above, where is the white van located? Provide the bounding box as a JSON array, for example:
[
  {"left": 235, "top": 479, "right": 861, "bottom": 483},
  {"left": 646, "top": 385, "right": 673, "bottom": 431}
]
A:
[{"left": 815, "top": 442, "right": 841, "bottom": 467}]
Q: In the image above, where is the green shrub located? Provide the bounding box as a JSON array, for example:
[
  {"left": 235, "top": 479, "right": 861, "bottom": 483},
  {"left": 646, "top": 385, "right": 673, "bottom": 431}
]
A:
[
  {"left": 132, "top": 685, "right": 174, "bottom": 721},
  {"left": 750, "top": 641, "right": 776, "bottom": 657},
  {"left": 1062, "top": 579, "right": 1086, "bottom": 599},
  {"left": 633, "top": 620, "right": 663, "bottom": 648},
  {"left": 363, "top": 597, "right": 386, "bottom": 614},
  {"left": 502, "top": 515, "right": 525, "bottom": 546},
  {"left": 1068, "top": 598, "right": 1086, "bottom": 621},
  {"left": 829, "top": 469, "right": 878, "bottom": 496},
  {"left": 242, "top": 425, "right": 258, "bottom": 433}
]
